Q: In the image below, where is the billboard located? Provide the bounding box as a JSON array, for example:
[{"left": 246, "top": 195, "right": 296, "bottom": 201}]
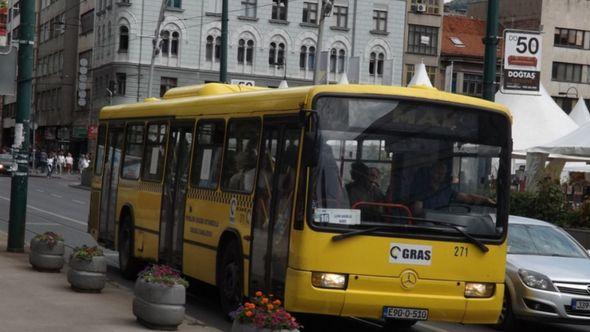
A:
[
  {"left": 502, "top": 29, "right": 542, "bottom": 95},
  {"left": 0, "top": 1, "right": 7, "bottom": 47}
]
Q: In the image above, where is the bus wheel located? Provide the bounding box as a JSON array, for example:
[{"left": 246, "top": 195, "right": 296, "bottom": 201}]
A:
[
  {"left": 382, "top": 319, "right": 417, "bottom": 330},
  {"left": 218, "top": 240, "right": 243, "bottom": 319},
  {"left": 118, "top": 215, "right": 141, "bottom": 280}
]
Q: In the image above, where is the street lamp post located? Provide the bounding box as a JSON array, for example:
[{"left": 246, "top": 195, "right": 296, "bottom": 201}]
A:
[{"left": 312, "top": 0, "right": 333, "bottom": 85}]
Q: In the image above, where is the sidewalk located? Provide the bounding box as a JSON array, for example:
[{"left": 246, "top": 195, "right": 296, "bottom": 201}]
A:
[{"left": 0, "top": 232, "right": 226, "bottom": 332}]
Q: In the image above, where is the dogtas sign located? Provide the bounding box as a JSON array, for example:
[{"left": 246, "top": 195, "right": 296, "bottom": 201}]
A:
[{"left": 502, "top": 29, "right": 542, "bottom": 95}]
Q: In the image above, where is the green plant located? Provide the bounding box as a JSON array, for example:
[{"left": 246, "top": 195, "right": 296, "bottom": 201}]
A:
[
  {"left": 33, "top": 231, "right": 63, "bottom": 248},
  {"left": 71, "top": 245, "right": 103, "bottom": 261},
  {"left": 138, "top": 264, "right": 188, "bottom": 287}
]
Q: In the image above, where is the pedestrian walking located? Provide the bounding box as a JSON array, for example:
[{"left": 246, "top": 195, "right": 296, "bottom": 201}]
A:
[
  {"left": 40, "top": 150, "right": 48, "bottom": 174},
  {"left": 57, "top": 151, "right": 65, "bottom": 175},
  {"left": 65, "top": 153, "right": 74, "bottom": 175},
  {"left": 46, "top": 152, "right": 55, "bottom": 178}
]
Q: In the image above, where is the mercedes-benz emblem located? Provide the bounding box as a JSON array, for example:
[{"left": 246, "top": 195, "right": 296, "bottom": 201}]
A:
[{"left": 400, "top": 270, "right": 418, "bottom": 289}]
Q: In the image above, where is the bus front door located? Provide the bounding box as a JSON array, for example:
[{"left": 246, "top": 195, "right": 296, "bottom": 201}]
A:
[
  {"left": 99, "top": 125, "right": 124, "bottom": 246},
  {"left": 159, "top": 122, "right": 194, "bottom": 269},
  {"left": 250, "top": 118, "right": 300, "bottom": 299}
]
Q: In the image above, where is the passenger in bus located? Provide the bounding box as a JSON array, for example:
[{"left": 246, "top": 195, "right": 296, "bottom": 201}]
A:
[
  {"left": 411, "top": 161, "right": 495, "bottom": 216},
  {"left": 229, "top": 150, "right": 257, "bottom": 191},
  {"left": 346, "top": 162, "right": 384, "bottom": 220}
]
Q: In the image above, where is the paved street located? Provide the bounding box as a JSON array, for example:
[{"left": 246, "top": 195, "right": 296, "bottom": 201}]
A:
[{"left": 0, "top": 175, "right": 588, "bottom": 332}]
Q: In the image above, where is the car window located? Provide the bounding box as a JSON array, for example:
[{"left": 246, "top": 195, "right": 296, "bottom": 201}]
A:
[{"left": 508, "top": 224, "right": 587, "bottom": 258}]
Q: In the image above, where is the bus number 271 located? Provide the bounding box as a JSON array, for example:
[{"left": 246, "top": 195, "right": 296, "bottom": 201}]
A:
[{"left": 454, "top": 246, "right": 468, "bottom": 257}]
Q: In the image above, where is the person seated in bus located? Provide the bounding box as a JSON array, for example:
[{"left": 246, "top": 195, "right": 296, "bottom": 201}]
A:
[
  {"left": 229, "top": 150, "right": 257, "bottom": 192},
  {"left": 411, "top": 161, "right": 495, "bottom": 216},
  {"left": 313, "top": 142, "right": 347, "bottom": 208},
  {"left": 346, "top": 162, "right": 384, "bottom": 220}
]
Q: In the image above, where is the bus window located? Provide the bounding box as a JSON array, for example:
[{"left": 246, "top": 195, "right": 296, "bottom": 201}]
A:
[
  {"left": 94, "top": 124, "right": 107, "bottom": 175},
  {"left": 121, "top": 123, "right": 145, "bottom": 180},
  {"left": 141, "top": 123, "right": 168, "bottom": 182},
  {"left": 191, "top": 119, "right": 225, "bottom": 189},
  {"left": 221, "top": 118, "right": 261, "bottom": 193}
]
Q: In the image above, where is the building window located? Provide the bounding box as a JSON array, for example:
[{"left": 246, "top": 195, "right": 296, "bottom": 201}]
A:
[
  {"left": 272, "top": 0, "right": 288, "bottom": 21},
  {"left": 118, "top": 26, "right": 129, "bottom": 53},
  {"left": 80, "top": 10, "right": 94, "bottom": 35},
  {"left": 410, "top": 0, "right": 440, "bottom": 14},
  {"left": 206, "top": 36, "right": 214, "bottom": 61},
  {"left": 407, "top": 24, "right": 439, "bottom": 56},
  {"left": 554, "top": 27, "right": 589, "bottom": 49},
  {"left": 426, "top": 65, "right": 437, "bottom": 85},
  {"left": 299, "top": 45, "right": 315, "bottom": 71},
  {"left": 552, "top": 62, "right": 588, "bottom": 83},
  {"left": 237, "top": 38, "right": 255, "bottom": 65},
  {"left": 166, "top": 0, "right": 181, "bottom": 9},
  {"left": 238, "top": 39, "right": 246, "bottom": 64},
  {"left": 215, "top": 36, "right": 221, "bottom": 61},
  {"left": 116, "top": 73, "right": 126, "bottom": 95},
  {"left": 171, "top": 31, "right": 179, "bottom": 56},
  {"left": 242, "top": 0, "right": 257, "bottom": 18},
  {"left": 369, "top": 51, "right": 385, "bottom": 77},
  {"left": 302, "top": 2, "right": 318, "bottom": 24},
  {"left": 160, "top": 31, "right": 170, "bottom": 56},
  {"left": 462, "top": 73, "right": 483, "bottom": 96},
  {"left": 160, "top": 77, "right": 177, "bottom": 97},
  {"left": 372, "top": 10, "right": 387, "bottom": 32},
  {"left": 333, "top": 6, "right": 348, "bottom": 28},
  {"left": 329, "top": 48, "right": 346, "bottom": 74},
  {"left": 269, "top": 42, "right": 285, "bottom": 65},
  {"left": 246, "top": 40, "right": 254, "bottom": 65}
]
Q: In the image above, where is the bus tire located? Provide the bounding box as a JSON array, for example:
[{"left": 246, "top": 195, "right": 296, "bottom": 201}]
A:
[
  {"left": 119, "top": 215, "right": 141, "bottom": 280},
  {"left": 495, "top": 290, "right": 521, "bottom": 332},
  {"left": 218, "top": 240, "right": 243, "bottom": 319}
]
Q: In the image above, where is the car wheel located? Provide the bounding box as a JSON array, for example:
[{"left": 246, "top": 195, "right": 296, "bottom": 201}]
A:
[
  {"left": 118, "top": 216, "right": 142, "bottom": 280},
  {"left": 383, "top": 319, "right": 417, "bottom": 330},
  {"left": 495, "top": 290, "right": 521, "bottom": 331},
  {"left": 218, "top": 240, "right": 244, "bottom": 320}
]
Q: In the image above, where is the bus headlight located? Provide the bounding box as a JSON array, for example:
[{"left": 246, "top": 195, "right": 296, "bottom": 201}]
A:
[
  {"left": 465, "top": 282, "right": 495, "bottom": 298},
  {"left": 311, "top": 272, "right": 348, "bottom": 289}
]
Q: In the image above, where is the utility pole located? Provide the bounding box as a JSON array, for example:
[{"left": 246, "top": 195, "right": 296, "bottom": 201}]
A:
[
  {"left": 482, "top": 0, "right": 499, "bottom": 102},
  {"left": 313, "top": 0, "right": 333, "bottom": 85},
  {"left": 147, "top": 0, "right": 168, "bottom": 98},
  {"left": 219, "top": 0, "right": 228, "bottom": 83},
  {"left": 8, "top": 0, "right": 34, "bottom": 252}
]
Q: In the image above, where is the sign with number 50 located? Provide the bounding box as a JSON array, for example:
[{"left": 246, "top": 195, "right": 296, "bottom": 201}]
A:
[{"left": 502, "top": 29, "right": 543, "bottom": 94}]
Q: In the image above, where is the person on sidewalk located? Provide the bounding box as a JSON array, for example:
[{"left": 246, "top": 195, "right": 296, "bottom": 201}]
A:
[
  {"left": 65, "top": 153, "right": 74, "bottom": 175},
  {"left": 57, "top": 151, "right": 65, "bottom": 175},
  {"left": 46, "top": 152, "right": 55, "bottom": 178}
]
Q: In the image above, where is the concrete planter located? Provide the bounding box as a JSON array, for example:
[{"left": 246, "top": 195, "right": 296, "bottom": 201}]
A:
[
  {"left": 231, "top": 320, "right": 300, "bottom": 332},
  {"left": 29, "top": 237, "right": 64, "bottom": 272},
  {"left": 132, "top": 278, "right": 186, "bottom": 330},
  {"left": 67, "top": 255, "right": 107, "bottom": 292}
]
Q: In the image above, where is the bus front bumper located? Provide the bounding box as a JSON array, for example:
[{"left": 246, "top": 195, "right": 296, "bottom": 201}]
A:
[{"left": 284, "top": 268, "right": 503, "bottom": 324}]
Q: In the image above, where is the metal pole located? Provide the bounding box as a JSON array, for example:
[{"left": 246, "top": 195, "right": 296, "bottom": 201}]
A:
[
  {"left": 220, "top": 0, "right": 228, "bottom": 83},
  {"left": 313, "top": 0, "right": 332, "bottom": 85},
  {"left": 136, "top": 0, "right": 146, "bottom": 102},
  {"left": 147, "top": 0, "right": 168, "bottom": 98},
  {"left": 483, "top": 0, "right": 499, "bottom": 102},
  {"left": 8, "top": 0, "right": 35, "bottom": 252}
]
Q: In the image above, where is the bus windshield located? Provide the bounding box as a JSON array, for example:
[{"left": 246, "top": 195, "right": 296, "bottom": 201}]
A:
[{"left": 310, "top": 96, "right": 511, "bottom": 239}]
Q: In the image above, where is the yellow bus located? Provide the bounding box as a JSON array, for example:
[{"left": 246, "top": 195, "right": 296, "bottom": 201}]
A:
[{"left": 88, "top": 83, "right": 512, "bottom": 327}]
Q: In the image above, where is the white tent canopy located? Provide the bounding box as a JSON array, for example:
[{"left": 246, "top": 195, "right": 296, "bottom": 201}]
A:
[
  {"left": 569, "top": 97, "right": 590, "bottom": 125},
  {"left": 495, "top": 84, "right": 578, "bottom": 152},
  {"left": 408, "top": 62, "right": 433, "bottom": 88},
  {"left": 529, "top": 120, "right": 590, "bottom": 156}
]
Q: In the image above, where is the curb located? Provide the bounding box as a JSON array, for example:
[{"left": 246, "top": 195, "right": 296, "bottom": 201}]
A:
[{"left": 69, "top": 184, "right": 91, "bottom": 191}]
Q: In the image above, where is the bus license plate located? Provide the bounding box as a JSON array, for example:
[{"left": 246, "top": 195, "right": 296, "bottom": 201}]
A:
[
  {"left": 572, "top": 300, "right": 590, "bottom": 311},
  {"left": 383, "top": 307, "right": 428, "bottom": 320}
]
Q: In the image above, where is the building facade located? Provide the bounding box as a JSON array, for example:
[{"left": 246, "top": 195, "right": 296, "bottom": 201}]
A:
[
  {"left": 34, "top": 0, "right": 80, "bottom": 154},
  {"left": 0, "top": 0, "right": 19, "bottom": 149},
  {"left": 469, "top": 0, "right": 590, "bottom": 113},
  {"left": 402, "top": 0, "right": 443, "bottom": 87},
  {"left": 91, "top": 0, "right": 406, "bottom": 118}
]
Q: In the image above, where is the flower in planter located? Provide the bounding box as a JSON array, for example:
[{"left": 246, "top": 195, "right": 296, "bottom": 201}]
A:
[
  {"left": 138, "top": 264, "right": 189, "bottom": 288},
  {"left": 33, "top": 231, "right": 63, "bottom": 249},
  {"left": 71, "top": 245, "right": 104, "bottom": 261},
  {"left": 232, "top": 291, "right": 301, "bottom": 331}
]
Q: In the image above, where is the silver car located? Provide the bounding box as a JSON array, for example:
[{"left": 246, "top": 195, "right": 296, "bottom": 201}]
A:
[{"left": 498, "top": 216, "right": 590, "bottom": 330}]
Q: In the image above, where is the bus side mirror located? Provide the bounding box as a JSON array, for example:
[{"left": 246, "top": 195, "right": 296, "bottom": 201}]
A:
[{"left": 302, "top": 131, "right": 319, "bottom": 168}]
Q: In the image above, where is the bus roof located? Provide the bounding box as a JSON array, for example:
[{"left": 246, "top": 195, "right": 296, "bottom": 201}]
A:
[{"left": 99, "top": 83, "right": 512, "bottom": 122}]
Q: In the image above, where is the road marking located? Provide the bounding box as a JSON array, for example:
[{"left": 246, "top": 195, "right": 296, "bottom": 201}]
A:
[
  {"left": 50, "top": 193, "right": 63, "bottom": 198},
  {"left": 35, "top": 189, "right": 45, "bottom": 193},
  {"left": 27, "top": 222, "right": 59, "bottom": 226},
  {"left": 0, "top": 195, "right": 86, "bottom": 226},
  {"left": 418, "top": 322, "right": 452, "bottom": 332},
  {"left": 72, "top": 199, "right": 87, "bottom": 205}
]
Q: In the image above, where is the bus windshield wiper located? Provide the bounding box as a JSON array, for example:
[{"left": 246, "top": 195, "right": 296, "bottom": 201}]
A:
[
  {"left": 331, "top": 225, "right": 399, "bottom": 242},
  {"left": 395, "top": 216, "right": 489, "bottom": 253}
]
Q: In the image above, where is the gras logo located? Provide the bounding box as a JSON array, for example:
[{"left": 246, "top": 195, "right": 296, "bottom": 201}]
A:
[{"left": 389, "top": 243, "right": 432, "bottom": 266}]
